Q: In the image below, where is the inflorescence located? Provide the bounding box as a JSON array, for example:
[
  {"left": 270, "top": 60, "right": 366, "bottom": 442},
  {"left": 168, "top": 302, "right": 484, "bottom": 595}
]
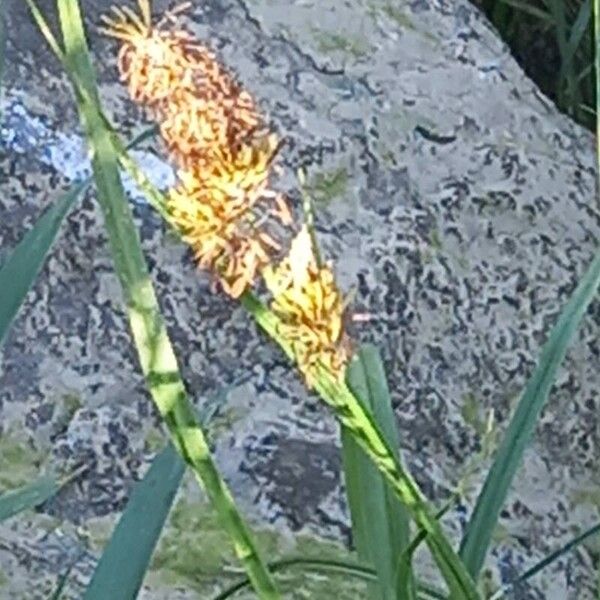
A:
[{"left": 101, "top": 0, "right": 350, "bottom": 386}]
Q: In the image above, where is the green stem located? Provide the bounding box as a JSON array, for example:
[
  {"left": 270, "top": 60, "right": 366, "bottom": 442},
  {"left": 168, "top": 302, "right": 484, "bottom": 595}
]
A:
[
  {"left": 30, "top": 0, "right": 281, "bottom": 594},
  {"left": 240, "top": 292, "right": 480, "bottom": 599},
  {"left": 82, "top": 107, "right": 280, "bottom": 600}
]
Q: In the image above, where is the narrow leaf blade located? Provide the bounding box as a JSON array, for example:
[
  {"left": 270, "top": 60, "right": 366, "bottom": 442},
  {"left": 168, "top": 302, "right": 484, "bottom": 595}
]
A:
[
  {"left": 83, "top": 444, "right": 185, "bottom": 600},
  {"left": 341, "top": 344, "right": 412, "bottom": 600},
  {"left": 514, "top": 521, "right": 600, "bottom": 586},
  {"left": 0, "top": 476, "right": 61, "bottom": 522},
  {"left": 565, "top": 0, "right": 592, "bottom": 67},
  {"left": 212, "top": 556, "right": 448, "bottom": 600},
  {"left": 0, "top": 0, "right": 5, "bottom": 112},
  {"left": 460, "top": 250, "right": 600, "bottom": 577},
  {"left": 0, "top": 181, "right": 87, "bottom": 348}
]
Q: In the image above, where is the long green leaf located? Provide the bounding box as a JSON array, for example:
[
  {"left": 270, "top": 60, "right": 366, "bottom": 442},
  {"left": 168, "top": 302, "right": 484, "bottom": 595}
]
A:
[
  {"left": 50, "top": 1, "right": 279, "bottom": 597},
  {"left": 0, "top": 475, "right": 61, "bottom": 522},
  {"left": 595, "top": 0, "right": 600, "bottom": 164},
  {"left": 0, "top": 180, "right": 87, "bottom": 348},
  {"left": 83, "top": 444, "right": 185, "bottom": 600},
  {"left": 460, "top": 250, "right": 600, "bottom": 577},
  {"left": 212, "top": 557, "right": 448, "bottom": 600},
  {"left": 0, "top": 0, "right": 5, "bottom": 115},
  {"left": 341, "top": 344, "right": 412, "bottom": 600}
]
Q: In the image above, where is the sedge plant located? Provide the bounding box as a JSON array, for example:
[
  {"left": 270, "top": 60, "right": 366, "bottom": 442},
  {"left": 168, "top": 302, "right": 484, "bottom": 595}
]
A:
[{"left": 1, "top": 0, "right": 600, "bottom": 598}]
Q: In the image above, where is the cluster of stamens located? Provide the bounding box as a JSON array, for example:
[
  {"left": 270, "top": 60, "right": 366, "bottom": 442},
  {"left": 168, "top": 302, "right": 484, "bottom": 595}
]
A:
[{"left": 102, "top": 0, "right": 349, "bottom": 384}]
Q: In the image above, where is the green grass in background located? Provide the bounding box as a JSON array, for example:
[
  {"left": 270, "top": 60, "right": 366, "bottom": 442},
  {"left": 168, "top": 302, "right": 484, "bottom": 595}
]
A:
[{"left": 476, "top": 0, "right": 595, "bottom": 127}]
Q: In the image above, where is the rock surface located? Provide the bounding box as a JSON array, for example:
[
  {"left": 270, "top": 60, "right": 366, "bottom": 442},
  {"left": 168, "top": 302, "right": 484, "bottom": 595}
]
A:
[{"left": 1, "top": 0, "right": 599, "bottom": 598}]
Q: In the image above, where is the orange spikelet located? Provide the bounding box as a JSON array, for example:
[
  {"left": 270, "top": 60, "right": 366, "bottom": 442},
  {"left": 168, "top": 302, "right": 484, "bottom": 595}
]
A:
[{"left": 102, "top": 0, "right": 287, "bottom": 298}]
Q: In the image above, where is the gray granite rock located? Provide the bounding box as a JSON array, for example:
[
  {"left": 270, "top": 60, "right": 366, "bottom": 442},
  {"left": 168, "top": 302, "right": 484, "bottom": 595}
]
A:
[{"left": 1, "top": 0, "right": 599, "bottom": 598}]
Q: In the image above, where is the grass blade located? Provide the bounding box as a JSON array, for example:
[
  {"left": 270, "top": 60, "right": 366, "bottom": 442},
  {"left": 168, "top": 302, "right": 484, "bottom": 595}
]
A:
[
  {"left": 212, "top": 557, "right": 448, "bottom": 600},
  {"left": 0, "top": 180, "right": 88, "bottom": 348},
  {"left": 0, "top": 475, "right": 61, "bottom": 522},
  {"left": 49, "top": 552, "right": 84, "bottom": 600},
  {"left": 213, "top": 556, "right": 378, "bottom": 600},
  {"left": 83, "top": 444, "right": 185, "bottom": 600},
  {"left": 0, "top": 0, "right": 5, "bottom": 116},
  {"left": 50, "top": 1, "right": 279, "bottom": 597},
  {"left": 497, "top": 0, "right": 553, "bottom": 24},
  {"left": 560, "top": 0, "right": 591, "bottom": 105},
  {"left": 566, "top": 0, "right": 592, "bottom": 66},
  {"left": 595, "top": 0, "right": 600, "bottom": 164},
  {"left": 459, "top": 250, "right": 600, "bottom": 577},
  {"left": 511, "top": 522, "right": 600, "bottom": 588},
  {"left": 489, "top": 522, "right": 600, "bottom": 599},
  {"left": 341, "top": 344, "right": 412, "bottom": 600}
]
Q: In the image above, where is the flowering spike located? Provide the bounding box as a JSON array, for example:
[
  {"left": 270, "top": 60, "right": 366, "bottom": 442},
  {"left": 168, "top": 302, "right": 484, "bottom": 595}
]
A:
[
  {"left": 265, "top": 226, "right": 349, "bottom": 387},
  {"left": 102, "top": 0, "right": 292, "bottom": 297}
]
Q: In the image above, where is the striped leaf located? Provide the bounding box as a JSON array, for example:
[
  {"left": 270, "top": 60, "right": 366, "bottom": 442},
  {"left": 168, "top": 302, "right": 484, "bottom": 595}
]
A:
[{"left": 341, "top": 344, "right": 413, "bottom": 600}]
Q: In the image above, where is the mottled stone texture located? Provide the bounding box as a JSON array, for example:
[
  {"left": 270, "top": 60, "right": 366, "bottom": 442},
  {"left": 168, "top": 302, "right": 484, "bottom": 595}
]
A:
[{"left": 1, "top": 0, "right": 599, "bottom": 598}]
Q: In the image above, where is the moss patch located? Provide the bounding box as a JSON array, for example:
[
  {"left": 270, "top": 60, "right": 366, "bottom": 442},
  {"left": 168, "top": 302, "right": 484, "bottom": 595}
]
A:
[
  {"left": 0, "top": 431, "right": 45, "bottom": 490},
  {"left": 61, "top": 393, "right": 82, "bottom": 419},
  {"left": 306, "top": 167, "right": 349, "bottom": 205},
  {"left": 144, "top": 427, "right": 167, "bottom": 454},
  {"left": 367, "top": 2, "right": 440, "bottom": 44},
  {"left": 460, "top": 392, "right": 484, "bottom": 436},
  {"left": 150, "top": 497, "right": 368, "bottom": 598},
  {"left": 380, "top": 4, "right": 415, "bottom": 30},
  {"left": 429, "top": 228, "right": 443, "bottom": 252},
  {"left": 572, "top": 488, "right": 600, "bottom": 507},
  {"left": 84, "top": 515, "right": 116, "bottom": 553},
  {"left": 311, "top": 30, "right": 371, "bottom": 59}
]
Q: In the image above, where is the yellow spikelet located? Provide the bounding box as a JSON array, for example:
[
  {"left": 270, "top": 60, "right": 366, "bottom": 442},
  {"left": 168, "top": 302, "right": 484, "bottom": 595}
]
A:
[{"left": 265, "top": 227, "right": 349, "bottom": 386}]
